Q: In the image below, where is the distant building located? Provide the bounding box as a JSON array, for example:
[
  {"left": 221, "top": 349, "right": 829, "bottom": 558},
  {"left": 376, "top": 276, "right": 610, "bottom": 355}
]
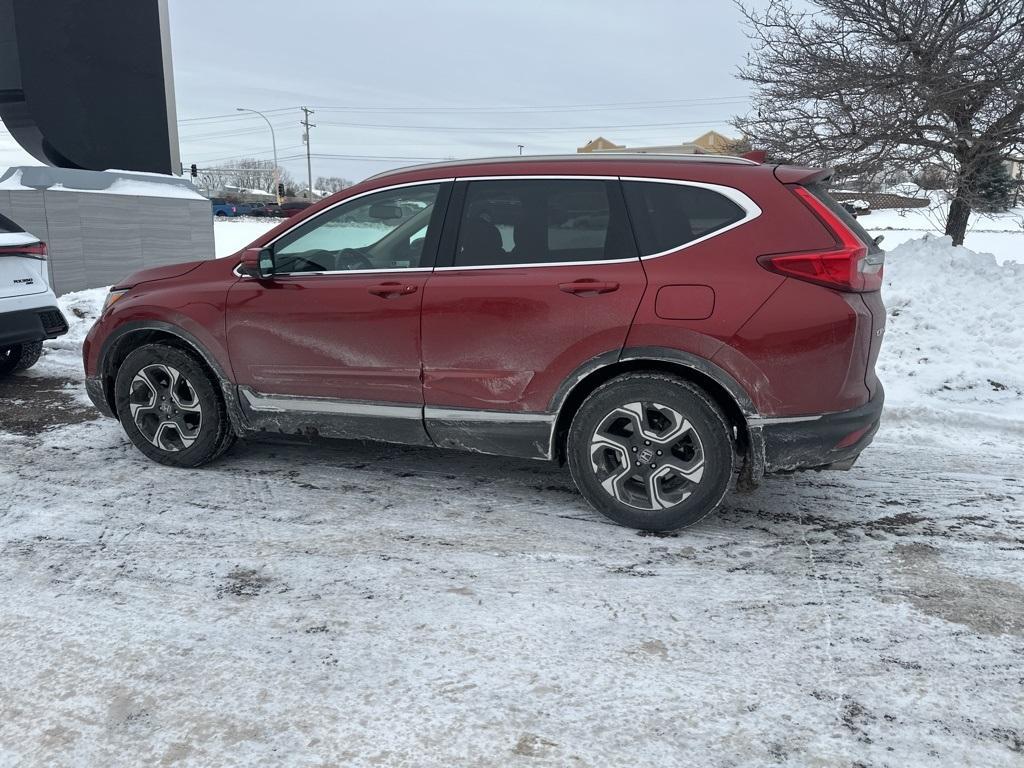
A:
[
  {"left": 576, "top": 130, "right": 738, "bottom": 156},
  {"left": 691, "top": 130, "right": 736, "bottom": 154},
  {"left": 576, "top": 136, "right": 627, "bottom": 153}
]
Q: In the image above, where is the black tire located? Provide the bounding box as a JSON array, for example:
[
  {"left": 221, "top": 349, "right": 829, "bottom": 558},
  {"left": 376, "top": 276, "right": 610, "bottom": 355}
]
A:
[
  {"left": 566, "top": 373, "right": 734, "bottom": 531},
  {"left": 114, "top": 343, "right": 235, "bottom": 468},
  {"left": 13, "top": 341, "right": 42, "bottom": 372},
  {"left": 0, "top": 341, "right": 42, "bottom": 378}
]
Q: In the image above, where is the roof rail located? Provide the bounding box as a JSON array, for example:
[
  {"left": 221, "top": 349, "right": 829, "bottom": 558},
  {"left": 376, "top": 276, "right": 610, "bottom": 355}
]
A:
[{"left": 365, "top": 152, "right": 757, "bottom": 182}]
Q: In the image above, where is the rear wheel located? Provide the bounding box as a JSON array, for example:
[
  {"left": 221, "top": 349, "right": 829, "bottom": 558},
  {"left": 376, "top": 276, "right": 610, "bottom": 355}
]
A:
[
  {"left": 0, "top": 341, "right": 43, "bottom": 378},
  {"left": 567, "top": 373, "right": 734, "bottom": 531},
  {"left": 114, "top": 343, "right": 235, "bottom": 467}
]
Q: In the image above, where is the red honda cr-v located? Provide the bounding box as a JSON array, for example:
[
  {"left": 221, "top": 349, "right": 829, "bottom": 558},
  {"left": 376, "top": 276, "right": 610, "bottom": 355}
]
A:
[{"left": 83, "top": 154, "right": 885, "bottom": 531}]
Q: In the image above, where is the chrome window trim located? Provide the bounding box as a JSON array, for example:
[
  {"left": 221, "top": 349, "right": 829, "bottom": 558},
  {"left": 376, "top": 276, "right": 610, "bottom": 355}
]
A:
[
  {"left": 238, "top": 174, "right": 762, "bottom": 276},
  {"left": 619, "top": 176, "right": 763, "bottom": 260},
  {"left": 434, "top": 256, "right": 637, "bottom": 272},
  {"left": 270, "top": 267, "right": 433, "bottom": 278},
  {"left": 436, "top": 174, "right": 763, "bottom": 273}
]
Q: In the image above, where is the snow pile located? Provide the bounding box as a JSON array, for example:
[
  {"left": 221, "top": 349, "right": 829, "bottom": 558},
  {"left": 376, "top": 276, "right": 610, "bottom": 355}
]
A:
[
  {"left": 32, "top": 288, "right": 107, "bottom": 388},
  {"left": 878, "top": 234, "right": 1024, "bottom": 431}
]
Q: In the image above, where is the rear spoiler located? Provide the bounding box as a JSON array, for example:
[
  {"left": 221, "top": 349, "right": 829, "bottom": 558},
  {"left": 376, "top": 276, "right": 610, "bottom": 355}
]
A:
[{"left": 773, "top": 165, "right": 834, "bottom": 186}]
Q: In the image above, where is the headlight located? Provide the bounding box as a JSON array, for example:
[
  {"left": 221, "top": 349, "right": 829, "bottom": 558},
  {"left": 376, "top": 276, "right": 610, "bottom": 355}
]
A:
[{"left": 103, "top": 289, "right": 129, "bottom": 313}]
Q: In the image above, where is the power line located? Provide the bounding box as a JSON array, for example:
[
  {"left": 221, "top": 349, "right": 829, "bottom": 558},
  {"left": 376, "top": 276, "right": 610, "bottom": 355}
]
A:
[
  {"left": 194, "top": 145, "right": 306, "bottom": 165},
  {"left": 177, "top": 107, "right": 295, "bottom": 124},
  {"left": 176, "top": 96, "right": 749, "bottom": 125},
  {"left": 315, "top": 118, "right": 733, "bottom": 132},
  {"left": 308, "top": 95, "right": 750, "bottom": 114}
]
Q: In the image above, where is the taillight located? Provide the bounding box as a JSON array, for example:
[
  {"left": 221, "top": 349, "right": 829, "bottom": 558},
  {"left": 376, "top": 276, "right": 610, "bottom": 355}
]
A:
[
  {"left": 0, "top": 241, "right": 47, "bottom": 260},
  {"left": 760, "top": 187, "right": 882, "bottom": 292}
]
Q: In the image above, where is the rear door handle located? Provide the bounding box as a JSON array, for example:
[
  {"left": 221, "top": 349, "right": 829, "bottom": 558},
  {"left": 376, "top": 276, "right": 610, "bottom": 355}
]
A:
[
  {"left": 368, "top": 282, "right": 418, "bottom": 298},
  {"left": 558, "top": 279, "right": 620, "bottom": 296}
]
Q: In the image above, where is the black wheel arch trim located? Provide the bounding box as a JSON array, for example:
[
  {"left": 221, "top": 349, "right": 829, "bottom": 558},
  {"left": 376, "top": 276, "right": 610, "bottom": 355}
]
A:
[
  {"left": 547, "top": 345, "right": 766, "bottom": 484},
  {"left": 549, "top": 346, "right": 760, "bottom": 418},
  {"left": 98, "top": 320, "right": 232, "bottom": 383},
  {"left": 94, "top": 320, "right": 246, "bottom": 432}
]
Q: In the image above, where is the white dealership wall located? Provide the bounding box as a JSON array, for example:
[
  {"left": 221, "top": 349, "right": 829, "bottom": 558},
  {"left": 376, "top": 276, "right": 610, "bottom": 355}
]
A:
[{"left": 0, "top": 166, "right": 214, "bottom": 295}]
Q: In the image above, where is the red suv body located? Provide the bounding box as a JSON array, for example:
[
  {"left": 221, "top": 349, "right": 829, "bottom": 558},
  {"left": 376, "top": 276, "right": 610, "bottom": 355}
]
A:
[{"left": 83, "top": 154, "right": 885, "bottom": 531}]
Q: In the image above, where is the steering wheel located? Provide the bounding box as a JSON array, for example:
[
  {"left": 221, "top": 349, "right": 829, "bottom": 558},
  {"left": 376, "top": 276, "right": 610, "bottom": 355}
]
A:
[
  {"left": 282, "top": 254, "right": 330, "bottom": 273},
  {"left": 335, "top": 248, "right": 373, "bottom": 270}
]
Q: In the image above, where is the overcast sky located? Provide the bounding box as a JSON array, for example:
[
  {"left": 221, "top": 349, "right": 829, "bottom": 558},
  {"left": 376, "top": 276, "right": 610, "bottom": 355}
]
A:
[{"left": 1, "top": 0, "right": 756, "bottom": 184}]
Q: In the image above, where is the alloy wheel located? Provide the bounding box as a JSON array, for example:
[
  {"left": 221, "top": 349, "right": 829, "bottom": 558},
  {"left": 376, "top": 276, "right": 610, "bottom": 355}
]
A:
[
  {"left": 589, "top": 401, "right": 705, "bottom": 510},
  {"left": 128, "top": 363, "right": 203, "bottom": 452}
]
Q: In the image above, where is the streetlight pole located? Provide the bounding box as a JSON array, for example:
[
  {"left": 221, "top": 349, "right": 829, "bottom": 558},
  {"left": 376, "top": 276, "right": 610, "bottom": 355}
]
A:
[{"left": 236, "top": 107, "right": 280, "bottom": 204}]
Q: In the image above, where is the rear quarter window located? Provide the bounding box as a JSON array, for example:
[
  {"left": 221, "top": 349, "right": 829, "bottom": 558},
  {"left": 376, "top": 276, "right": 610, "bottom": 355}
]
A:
[
  {"left": 622, "top": 181, "right": 746, "bottom": 256},
  {"left": 0, "top": 212, "right": 25, "bottom": 234}
]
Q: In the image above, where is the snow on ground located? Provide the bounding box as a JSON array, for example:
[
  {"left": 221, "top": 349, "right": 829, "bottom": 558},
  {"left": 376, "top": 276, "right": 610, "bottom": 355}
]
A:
[
  {"left": 2, "top": 235, "right": 1023, "bottom": 766},
  {"left": 878, "top": 235, "right": 1024, "bottom": 432},
  {"left": 861, "top": 199, "right": 1024, "bottom": 264}
]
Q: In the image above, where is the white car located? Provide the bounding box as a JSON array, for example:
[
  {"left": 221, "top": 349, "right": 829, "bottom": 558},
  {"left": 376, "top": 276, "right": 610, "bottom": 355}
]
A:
[{"left": 0, "top": 212, "right": 68, "bottom": 378}]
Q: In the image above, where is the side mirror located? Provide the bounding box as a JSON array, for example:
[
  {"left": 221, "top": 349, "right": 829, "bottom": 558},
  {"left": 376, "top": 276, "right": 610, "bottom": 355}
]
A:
[{"left": 239, "top": 247, "right": 274, "bottom": 278}]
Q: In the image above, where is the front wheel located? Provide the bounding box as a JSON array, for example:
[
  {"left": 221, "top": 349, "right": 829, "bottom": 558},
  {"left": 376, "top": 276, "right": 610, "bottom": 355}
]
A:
[
  {"left": 567, "top": 373, "right": 734, "bottom": 531},
  {"left": 114, "top": 343, "right": 235, "bottom": 467}
]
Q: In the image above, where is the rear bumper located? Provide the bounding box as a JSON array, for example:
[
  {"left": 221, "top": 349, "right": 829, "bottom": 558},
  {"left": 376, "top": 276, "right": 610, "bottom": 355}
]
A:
[
  {"left": 758, "top": 388, "right": 884, "bottom": 473},
  {"left": 0, "top": 306, "right": 68, "bottom": 347}
]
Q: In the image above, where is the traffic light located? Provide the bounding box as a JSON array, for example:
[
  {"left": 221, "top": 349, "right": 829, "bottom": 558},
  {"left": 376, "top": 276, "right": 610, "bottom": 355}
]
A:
[
  {"left": 190, "top": 163, "right": 197, "bottom": 178},
  {"left": 277, "top": 182, "right": 285, "bottom": 197}
]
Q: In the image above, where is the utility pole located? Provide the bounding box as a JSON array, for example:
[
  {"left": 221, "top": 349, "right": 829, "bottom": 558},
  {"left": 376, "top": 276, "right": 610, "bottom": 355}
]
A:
[
  {"left": 517, "top": 144, "right": 524, "bottom": 156},
  {"left": 301, "top": 106, "right": 316, "bottom": 201}
]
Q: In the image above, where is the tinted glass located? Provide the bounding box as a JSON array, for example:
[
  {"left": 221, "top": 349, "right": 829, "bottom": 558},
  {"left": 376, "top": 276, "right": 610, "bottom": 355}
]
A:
[
  {"left": 455, "top": 179, "right": 635, "bottom": 267},
  {"left": 0, "top": 212, "right": 23, "bottom": 234},
  {"left": 808, "top": 183, "right": 882, "bottom": 254},
  {"left": 623, "top": 181, "right": 745, "bottom": 256},
  {"left": 273, "top": 183, "right": 441, "bottom": 273}
]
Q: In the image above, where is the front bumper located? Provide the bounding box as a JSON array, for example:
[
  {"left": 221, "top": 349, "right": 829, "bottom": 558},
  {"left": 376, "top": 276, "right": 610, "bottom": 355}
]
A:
[
  {"left": 85, "top": 375, "right": 115, "bottom": 417},
  {"left": 759, "top": 388, "right": 884, "bottom": 474},
  {"left": 0, "top": 306, "right": 69, "bottom": 347}
]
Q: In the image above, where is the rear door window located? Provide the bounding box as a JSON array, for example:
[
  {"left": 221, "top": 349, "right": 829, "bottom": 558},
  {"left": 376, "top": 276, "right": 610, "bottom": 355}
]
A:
[
  {"left": 454, "top": 178, "right": 636, "bottom": 267},
  {"left": 622, "top": 181, "right": 746, "bottom": 256}
]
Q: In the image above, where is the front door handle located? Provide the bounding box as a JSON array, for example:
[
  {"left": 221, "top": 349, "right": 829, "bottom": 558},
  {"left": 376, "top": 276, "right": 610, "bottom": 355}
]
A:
[
  {"left": 558, "top": 279, "right": 620, "bottom": 296},
  {"left": 368, "top": 282, "right": 418, "bottom": 298}
]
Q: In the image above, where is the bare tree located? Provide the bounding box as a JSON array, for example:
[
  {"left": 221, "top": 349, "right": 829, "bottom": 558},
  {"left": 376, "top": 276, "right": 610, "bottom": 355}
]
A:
[
  {"left": 734, "top": 0, "right": 1024, "bottom": 244},
  {"left": 316, "top": 176, "right": 354, "bottom": 195},
  {"left": 196, "top": 158, "right": 291, "bottom": 198}
]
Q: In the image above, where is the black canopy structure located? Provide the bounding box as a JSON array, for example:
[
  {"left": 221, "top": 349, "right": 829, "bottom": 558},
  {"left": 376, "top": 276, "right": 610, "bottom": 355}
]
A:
[{"left": 0, "top": 0, "right": 179, "bottom": 175}]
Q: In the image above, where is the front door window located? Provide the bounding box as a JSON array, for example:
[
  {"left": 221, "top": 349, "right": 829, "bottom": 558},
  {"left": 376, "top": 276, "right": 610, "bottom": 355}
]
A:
[{"left": 273, "top": 184, "right": 442, "bottom": 274}]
